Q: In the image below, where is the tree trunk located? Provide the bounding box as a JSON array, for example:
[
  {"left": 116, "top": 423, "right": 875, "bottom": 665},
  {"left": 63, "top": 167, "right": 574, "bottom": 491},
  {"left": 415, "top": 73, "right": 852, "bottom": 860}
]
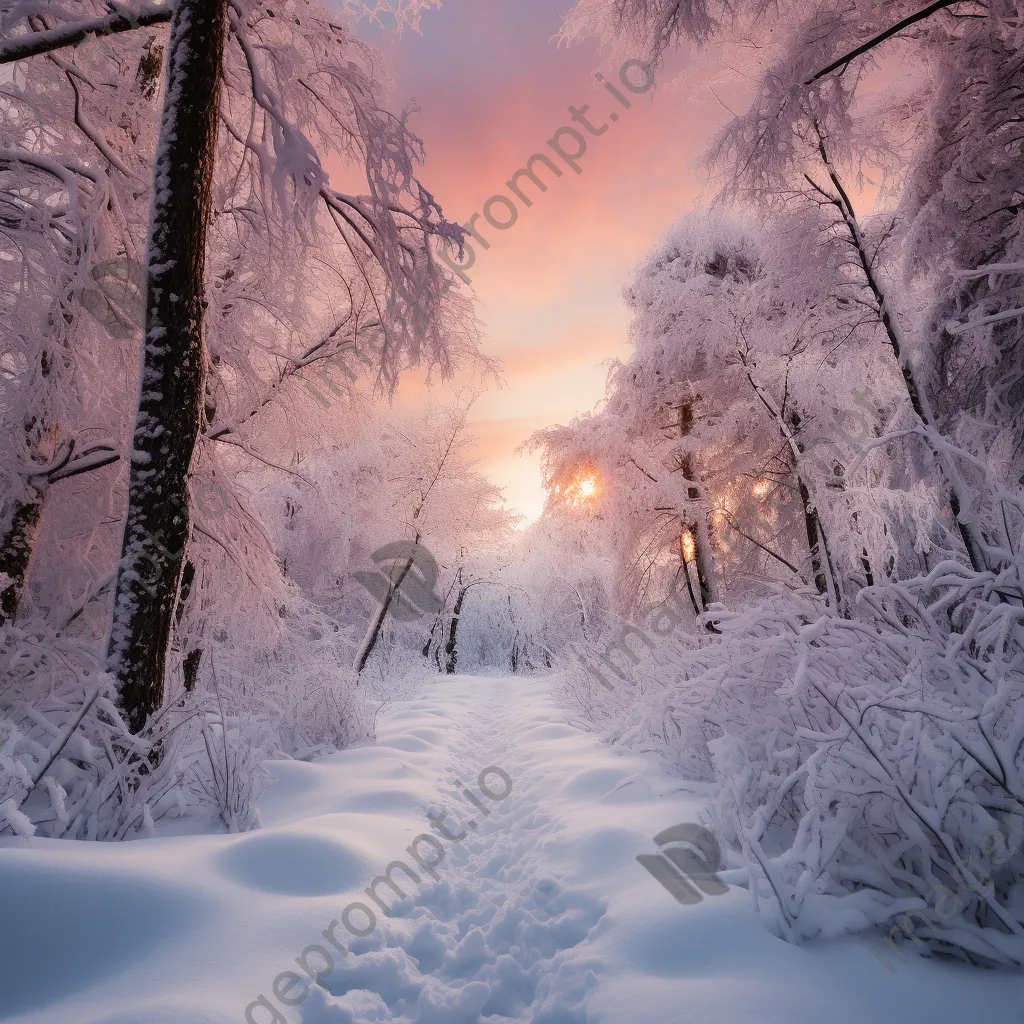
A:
[
  {"left": 796, "top": 478, "right": 829, "bottom": 593},
  {"left": 355, "top": 535, "right": 421, "bottom": 674},
  {"left": 1, "top": 334, "right": 60, "bottom": 625},
  {"left": 175, "top": 559, "right": 202, "bottom": 692},
  {"left": 182, "top": 647, "right": 202, "bottom": 693},
  {"left": 1, "top": 38, "right": 160, "bottom": 630},
  {"left": 105, "top": 0, "right": 229, "bottom": 735},
  {"left": 786, "top": 409, "right": 844, "bottom": 607},
  {"left": 744, "top": 368, "right": 847, "bottom": 614},
  {"left": 678, "top": 528, "right": 701, "bottom": 616},
  {"left": 0, "top": 496, "right": 42, "bottom": 624},
  {"left": 444, "top": 584, "right": 468, "bottom": 675},
  {"left": 690, "top": 514, "right": 716, "bottom": 609},
  {"left": 678, "top": 423, "right": 718, "bottom": 627},
  {"left": 810, "top": 126, "right": 987, "bottom": 574}
]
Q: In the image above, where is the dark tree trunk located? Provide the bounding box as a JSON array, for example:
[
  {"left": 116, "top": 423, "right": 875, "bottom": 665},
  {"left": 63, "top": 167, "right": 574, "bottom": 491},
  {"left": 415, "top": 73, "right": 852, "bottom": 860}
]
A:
[
  {"left": 1, "top": 35, "right": 162, "bottom": 631},
  {"left": 175, "top": 560, "right": 202, "bottom": 692},
  {"left": 1, "top": 337, "right": 59, "bottom": 625},
  {"left": 182, "top": 647, "right": 202, "bottom": 693},
  {"left": 677, "top": 412, "right": 718, "bottom": 628},
  {"left": 744, "top": 369, "right": 848, "bottom": 615},
  {"left": 0, "top": 496, "right": 42, "bottom": 624},
  {"left": 853, "top": 511, "right": 875, "bottom": 587},
  {"left": 105, "top": 0, "right": 229, "bottom": 734},
  {"left": 444, "top": 584, "right": 468, "bottom": 675},
  {"left": 689, "top": 517, "right": 716, "bottom": 611},
  {"left": 796, "top": 478, "right": 829, "bottom": 597},
  {"left": 811, "top": 127, "right": 986, "bottom": 574},
  {"left": 355, "top": 535, "right": 421, "bottom": 675},
  {"left": 678, "top": 526, "right": 701, "bottom": 616},
  {"left": 787, "top": 409, "right": 845, "bottom": 614}
]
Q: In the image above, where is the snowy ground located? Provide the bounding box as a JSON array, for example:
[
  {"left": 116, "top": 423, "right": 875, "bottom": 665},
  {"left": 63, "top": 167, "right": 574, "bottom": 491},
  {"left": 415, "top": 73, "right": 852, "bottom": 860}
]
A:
[{"left": 2, "top": 673, "right": 1021, "bottom": 1024}]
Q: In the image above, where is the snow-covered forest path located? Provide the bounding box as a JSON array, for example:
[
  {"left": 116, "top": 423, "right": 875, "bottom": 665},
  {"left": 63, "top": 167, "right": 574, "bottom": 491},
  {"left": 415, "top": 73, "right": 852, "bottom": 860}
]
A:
[{"left": 2, "top": 674, "right": 1020, "bottom": 1024}]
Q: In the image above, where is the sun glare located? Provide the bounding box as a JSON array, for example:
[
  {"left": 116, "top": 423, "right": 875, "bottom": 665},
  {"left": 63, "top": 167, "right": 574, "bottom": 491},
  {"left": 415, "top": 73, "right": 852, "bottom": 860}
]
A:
[
  {"left": 559, "top": 472, "right": 600, "bottom": 508},
  {"left": 681, "top": 529, "right": 696, "bottom": 562}
]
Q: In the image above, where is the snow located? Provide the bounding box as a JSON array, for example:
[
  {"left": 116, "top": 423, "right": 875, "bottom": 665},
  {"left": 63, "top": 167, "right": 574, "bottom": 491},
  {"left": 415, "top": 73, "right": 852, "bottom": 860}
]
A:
[{"left": 1, "top": 672, "right": 1019, "bottom": 1024}]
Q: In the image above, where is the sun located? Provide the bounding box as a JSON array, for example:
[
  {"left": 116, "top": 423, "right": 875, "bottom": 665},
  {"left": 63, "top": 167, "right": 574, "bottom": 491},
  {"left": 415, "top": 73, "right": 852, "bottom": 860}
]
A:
[
  {"left": 557, "top": 472, "right": 600, "bottom": 508},
  {"left": 680, "top": 528, "right": 696, "bottom": 562}
]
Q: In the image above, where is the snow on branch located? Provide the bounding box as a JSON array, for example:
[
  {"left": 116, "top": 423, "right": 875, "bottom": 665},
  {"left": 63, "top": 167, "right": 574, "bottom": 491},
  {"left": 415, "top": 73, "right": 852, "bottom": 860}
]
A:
[
  {"left": 804, "top": 0, "right": 975, "bottom": 83},
  {"left": 222, "top": 0, "right": 466, "bottom": 388},
  {"left": 338, "top": 0, "right": 441, "bottom": 35},
  {"left": 0, "top": 2, "right": 172, "bottom": 64}
]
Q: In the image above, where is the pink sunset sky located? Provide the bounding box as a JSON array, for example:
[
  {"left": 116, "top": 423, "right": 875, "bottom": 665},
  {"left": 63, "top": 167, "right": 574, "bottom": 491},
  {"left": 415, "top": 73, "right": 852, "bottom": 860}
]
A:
[{"left": 347, "top": 1, "right": 751, "bottom": 522}]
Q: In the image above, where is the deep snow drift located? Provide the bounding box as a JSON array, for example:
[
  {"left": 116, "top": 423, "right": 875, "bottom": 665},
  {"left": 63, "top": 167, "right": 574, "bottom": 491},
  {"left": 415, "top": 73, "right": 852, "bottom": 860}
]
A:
[{"left": 1, "top": 673, "right": 1019, "bottom": 1023}]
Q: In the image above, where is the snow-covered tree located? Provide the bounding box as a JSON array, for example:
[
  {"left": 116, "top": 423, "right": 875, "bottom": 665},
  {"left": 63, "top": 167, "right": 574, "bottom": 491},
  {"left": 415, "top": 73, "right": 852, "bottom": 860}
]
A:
[
  {"left": 549, "top": 0, "right": 1024, "bottom": 964},
  {"left": 0, "top": 0, "right": 470, "bottom": 733},
  {"left": 0, "top": 0, "right": 495, "bottom": 838}
]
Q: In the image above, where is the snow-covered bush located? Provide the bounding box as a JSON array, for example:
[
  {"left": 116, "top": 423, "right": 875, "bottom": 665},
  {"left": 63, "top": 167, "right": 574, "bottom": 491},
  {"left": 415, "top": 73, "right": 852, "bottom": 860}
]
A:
[
  {"left": 543, "top": 0, "right": 1024, "bottom": 962},
  {"left": 558, "top": 537, "right": 1024, "bottom": 964}
]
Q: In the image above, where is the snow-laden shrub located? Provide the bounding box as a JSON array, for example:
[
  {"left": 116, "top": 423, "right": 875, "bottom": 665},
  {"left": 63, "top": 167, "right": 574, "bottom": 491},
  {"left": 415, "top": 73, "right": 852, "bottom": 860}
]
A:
[
  {"left": 0, "top": 595, "right": 375, "bottom": 839},
  {"left": 562, "top": 566, "right": 1024, "bottom": 965}
]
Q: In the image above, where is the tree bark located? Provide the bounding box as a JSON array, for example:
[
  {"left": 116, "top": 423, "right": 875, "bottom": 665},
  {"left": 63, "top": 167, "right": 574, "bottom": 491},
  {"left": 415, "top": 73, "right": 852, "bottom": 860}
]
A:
[
  {"left": 355, "top": 534, "right": 421, "bottom": 674},
  {"left": 744, "top": 365, "right": 848, "bottom": 614},
  {"left": 0, "top": 496, "right": 42, "bottom": 624},
  {"left": 690, "top": 513, "right": 716, "bottom": 609},
  {"left": 796, "top": 478, "right": 829, "bottom": 595},
  {"left": 444, "top": 583, "right": 468, "bottom": 675},
  {"left": 175, "top": 559, "right": 202, "bottom": 692},
  {"left": 105, "top": 0, "right": 228, "bottom": 735},
  {"left": 786, "top": 408, "right": 843, "bottom": 606},
  {"left": 676, "top": 404, "right": 719, "bottom": 629},
  {"left": 678, "top": 526, "right": 701, "bottom": 615},
  {"left": 807, "top": 127, "right": 987, "bottom": 574}
]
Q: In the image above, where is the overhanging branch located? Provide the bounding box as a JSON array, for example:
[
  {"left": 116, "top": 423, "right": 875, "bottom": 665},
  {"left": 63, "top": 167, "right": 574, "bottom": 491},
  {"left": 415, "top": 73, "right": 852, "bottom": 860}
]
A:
[
  {"left": 0, "top": 2, "right": 172, "bottom": 65},
  {"left": 805, "top": 0, "right": 970, "bottom": 84}
]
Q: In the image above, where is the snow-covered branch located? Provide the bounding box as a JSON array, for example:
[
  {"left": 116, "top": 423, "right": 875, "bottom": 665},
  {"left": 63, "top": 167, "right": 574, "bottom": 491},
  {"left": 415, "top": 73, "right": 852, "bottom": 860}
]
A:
[{"left": 0, "top": 2, "right": 172, "bottom": 64}]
